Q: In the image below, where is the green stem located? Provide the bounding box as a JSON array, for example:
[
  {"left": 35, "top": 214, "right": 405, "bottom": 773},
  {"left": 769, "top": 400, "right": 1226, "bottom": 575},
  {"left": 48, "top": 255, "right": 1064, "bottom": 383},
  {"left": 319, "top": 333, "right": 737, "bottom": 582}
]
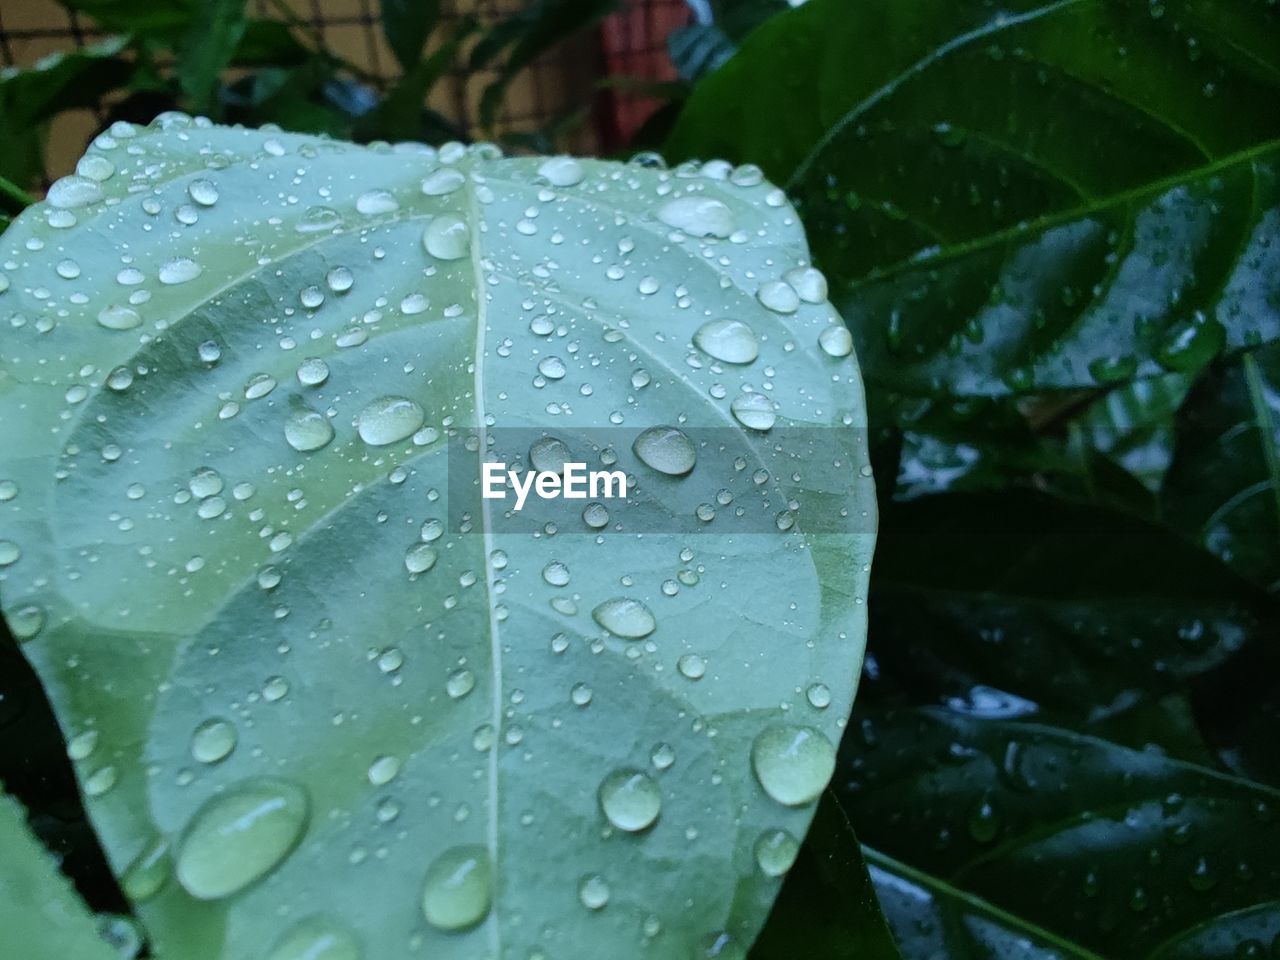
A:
[{"left": 0, "top": 174, "right": 36, "bottom": 215}]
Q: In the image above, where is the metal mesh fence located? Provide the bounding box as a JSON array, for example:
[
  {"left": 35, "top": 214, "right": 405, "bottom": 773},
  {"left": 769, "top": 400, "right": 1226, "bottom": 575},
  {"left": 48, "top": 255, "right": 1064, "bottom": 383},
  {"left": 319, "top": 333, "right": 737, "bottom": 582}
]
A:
[{"left": 0, "top": 0, "right": 689, "bottom": 182}]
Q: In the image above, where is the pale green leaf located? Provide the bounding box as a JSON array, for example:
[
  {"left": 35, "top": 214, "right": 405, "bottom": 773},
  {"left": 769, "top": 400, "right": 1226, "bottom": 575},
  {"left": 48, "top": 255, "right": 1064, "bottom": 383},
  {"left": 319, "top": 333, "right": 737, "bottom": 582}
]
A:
[
  {"left": 0, "top": 787, "right": 118, "bottom": 960},
  {"left": 0, "top": 118, "right": 875, "bottom": 959}
]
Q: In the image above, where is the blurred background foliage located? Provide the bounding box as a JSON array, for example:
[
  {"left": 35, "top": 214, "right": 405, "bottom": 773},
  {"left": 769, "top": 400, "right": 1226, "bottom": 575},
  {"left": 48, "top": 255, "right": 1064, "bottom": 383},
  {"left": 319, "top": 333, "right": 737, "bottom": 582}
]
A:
[{"left": 3, "top": 0, "right": 1280, "bottom": 958}]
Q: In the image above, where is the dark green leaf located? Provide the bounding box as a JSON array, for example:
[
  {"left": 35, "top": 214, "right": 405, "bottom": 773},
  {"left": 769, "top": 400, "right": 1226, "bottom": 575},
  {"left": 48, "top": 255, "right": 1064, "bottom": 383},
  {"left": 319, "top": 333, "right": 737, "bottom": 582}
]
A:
[
  {"left": 231, "top": 19, "right": 313, "bottom": 67},
  {"left": 356, "top": 18, "right": 476, "bottom": 142},
  {"left": 751, "top": 793, "right": 903, "bottom": 960},
  {"left": 0, "top": 38, "right": 133, "bottom": 188},
  {"left": 869, "top": 490, "right": 1271, "bottom": 725},
  {"left": 1147, "top": 902, "right": 1280, "bottom": 960},
  {"left": 1163, "top": 345, "right": 1280, "bottom": 592},
  {"left": 379, "top": 0, "right": 442, "bottom": 70},
  {"left": 0, "top": 174, "right": 35, "bottom": 216},
  {"left": 669, "top": 0, "right": 789, "bottom": 82},
  {"left": 222, "top": 65, "right": 372, "bottom": 137},
  {"left": 59, "top": 0, "right": 195, "bottom": 39},
  {"left": 0, "top": 787, "right": 118, "bottom": 960},
  {"left": 471, "top": 0, "right": 621, "bottom": 128},
  {"left": 666, "top": 0, "right": 1280, "bottom": 397},
  {"left": 178, "top": 0, "right": 249, "bottom": 115},
  {"left": 866, "top": 847, "right": 1104, "bottom": 959},
  {"left": 888, "top": 395, "right": 1079, "bottom": 500},
  {"left": 668, "top": 25, "right": 737, "bottom": 82},
  {"left": 1187, "top": 611, "right": 1280, "bottom": 788},
  {"left": 1076, "top": 372, "right": 1196, "bottom": 494},
  {"left": 839, "top": 708, "right": 1280, "bottom": 958}
]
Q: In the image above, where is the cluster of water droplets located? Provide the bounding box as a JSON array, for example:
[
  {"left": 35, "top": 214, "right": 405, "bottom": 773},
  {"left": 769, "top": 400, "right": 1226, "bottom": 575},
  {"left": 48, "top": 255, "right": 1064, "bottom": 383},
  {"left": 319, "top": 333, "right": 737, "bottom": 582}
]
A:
[{"left": 0, "top": 117, "right": 873, "bottom": 958}]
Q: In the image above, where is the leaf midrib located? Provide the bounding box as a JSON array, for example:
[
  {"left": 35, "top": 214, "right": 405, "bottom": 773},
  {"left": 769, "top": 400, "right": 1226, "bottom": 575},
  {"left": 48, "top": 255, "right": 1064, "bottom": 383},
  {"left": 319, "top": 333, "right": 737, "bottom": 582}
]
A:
[
  {"left": 864, "top": 845, "right": 1106, "bottom": 960},
  {"left": 1242, "top": 352, "right": 1280, "bottom": 542},
  {"left": 843, "top": 138, "right": 1280, "bottom": 295},
  {"left": 784, "top": 0, "right": 1087, "bottom": 190},
  {"left": 467, "top": 171, "right": 504, "bottom": 959}
]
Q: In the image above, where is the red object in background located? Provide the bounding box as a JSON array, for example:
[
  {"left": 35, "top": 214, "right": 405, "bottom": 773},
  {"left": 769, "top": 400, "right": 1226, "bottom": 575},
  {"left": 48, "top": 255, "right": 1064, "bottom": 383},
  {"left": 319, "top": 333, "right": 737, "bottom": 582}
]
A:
[{"left": 596, "top": 0, "right": 690, "bottom": 151}]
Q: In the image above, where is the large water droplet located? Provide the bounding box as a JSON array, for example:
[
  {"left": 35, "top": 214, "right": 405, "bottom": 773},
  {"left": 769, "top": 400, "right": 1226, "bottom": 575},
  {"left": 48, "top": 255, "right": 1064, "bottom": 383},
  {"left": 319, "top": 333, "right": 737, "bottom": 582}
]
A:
[
  {"left": 326, "top": 266, "right": 354, "bottom": 293},
  {"left": 657, "top": 196, "right": 735, "bottom": 238},
  {"left": 405, "top": 543, "right": 438, "bottom": 574},
  {"left": 538, "top": 156, "right": 586, "bottom": 187},
  {"left": 122, "top": 838, "right": 171, "bottom": 902},
  {"left": 750, "top": 725, "right": 835, "bottom": 807},
  {"left": 188, "top": 179, "right": 219, "bottom": 206},
  {"left": 356, "top": 190, "right": 399, "bottom": 215},
  {"left": 159, "top": 258, "right": 202, "bottom": 285},
  {"left": 818, "top": 325, "right": 853, "bottom": 358},
  {"left": 677, "top": 653, "right": 706, "bottom": 679},
  {"left": 266, "top": 918, "right": 360, "bottom": 960},
  {"left": 633, "top": 426, "right": 696, "bottom": 476},
  {"left": 296, "top": 357, "right": 330, "bottom": 386},
  {"left": 538, "top": 356, "right": 567, "bottom": 380},
  {"left": 578, "top": 873, "right": 610, "bottom": 910},
  {"left": 421, "top": 168, "right": 465, "bottom": 196},
  {"left": 598, "top": 769, "right": 661, "bottom": 832},
  {"left": 188, "top": 468, "right": 223, "bottom": 499},
  {"left": 446, "top": 668, "right": 475, "bottom": 699},
  {"left": 77, "top": 155, "right": 115, "bottom": 182},
  {"left": 175, "top": 778, "right": 309, "bottom": 900},
  {"left": 754, "top": 829, "right": 800, "bottom": 877},
  {"left": 529, "top": 436, "right": 572, "bottom": 473},
  {"left": 97, "top": 304, "right": 142, "bottom": 331},
  {"left": 190, "top": 719, "right": 237, "bottom": 764},
  {"left": 367, "top": 755, "right": 401, "bottom": 786},
  {"left": 784, "top": 267, "right": 828, "bottom": 303},
  {"left": 694, "top": 319, "right": 758, "bottom": 364},
  {"left": 356, "top": 396, "right": 425, "bottom": 446},
  {"left": 582, "top": 502, "right": 610, "bottom": 529},
  {"left": 542, "top": 560, "right": 571, "bottom": 586},
  {"left": 592, "top": 597, "right": 656, "bottom": 639},
  {"left": 285, "top": 410, "right": 335, "bottom": 453},
  {"left": 757, "top": 281, "right": 799, "bottom": 314},
  {"left": 421, "top": 845, "right": 493, "bottom": 931},
  {"left": 47, "top": 176, "right": 103, "bottom": 209},
  {"left": 730, "top": 393, "right": 776, "bottom": 431},
  {"left": 424, "top": 215, "right": 470, "bottom": 260}
]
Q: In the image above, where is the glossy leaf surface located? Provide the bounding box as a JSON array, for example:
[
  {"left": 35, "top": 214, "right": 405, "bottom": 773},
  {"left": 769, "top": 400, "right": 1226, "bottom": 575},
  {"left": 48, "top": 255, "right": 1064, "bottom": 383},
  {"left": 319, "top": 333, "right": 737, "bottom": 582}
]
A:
[
  {"left": 839, "top": 709, "right": 1280, "bottom": 958},
  {"left": 0, "top": 119, "right": 875, "bottom": 960},
  {"left": 666, "top": 0, "right": 1280, "bottom": 397}
]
